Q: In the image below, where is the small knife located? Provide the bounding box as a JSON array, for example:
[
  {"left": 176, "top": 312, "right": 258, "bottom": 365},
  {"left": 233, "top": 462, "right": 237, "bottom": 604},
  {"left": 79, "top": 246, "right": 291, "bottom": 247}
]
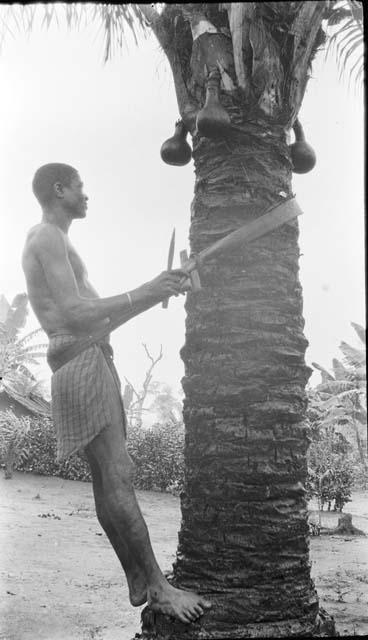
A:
[{"left": 162, "top": 227, "right": 176, "bottom": 309}]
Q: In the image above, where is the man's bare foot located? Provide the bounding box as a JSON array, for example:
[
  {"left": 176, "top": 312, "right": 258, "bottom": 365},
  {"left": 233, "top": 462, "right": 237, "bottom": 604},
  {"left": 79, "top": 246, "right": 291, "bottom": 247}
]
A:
[
  {"left": 148, "top": 582, "right": 211, "bottom": 624},
  {"left": 128, "top": 569, "right": 147, "bottom": 607}
]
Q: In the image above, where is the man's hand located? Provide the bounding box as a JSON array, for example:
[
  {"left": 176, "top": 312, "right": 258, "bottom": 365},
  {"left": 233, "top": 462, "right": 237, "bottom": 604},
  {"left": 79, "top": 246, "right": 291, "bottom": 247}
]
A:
[{"left": 148, "top": 269, "right": 191, "bottom": 301}]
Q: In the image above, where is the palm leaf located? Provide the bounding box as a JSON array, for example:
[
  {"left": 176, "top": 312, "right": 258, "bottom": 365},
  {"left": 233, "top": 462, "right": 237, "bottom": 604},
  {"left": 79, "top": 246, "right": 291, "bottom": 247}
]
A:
[
  {"left": 348, "top": 365, "right": 366, "bottom": 382},
  {"left": 325, "top": 5, "right": 352, "bottom": 27},
  {"left": 332, "top": 358, "right": 350, "bottom": 380},
  {"left": 321, "top": 388, "right": 361, "bottom": 410},
  {"left": 1, "top": 3, "right": 149, "bottom": 62},
  {"left": 339, "top": 32, "right": 363, "bottom": 83},
  {"left": 312, "top": 361, "right": 335, "bottom": 382},
  {"left": 339, "top": 340, "right": 366, "bottom": 368},
  {"left": 317, "top": 379, "right": 356, "bottom": 396},
  {"left": 325, "top": 0, "right": 364, "bottom": 92},
  {"left": 14, "top": 345, "right": 48, "bottom": 357},
  {"left": 16, "top": 328, "right": 45, "bottom": 348},
  {"left": 351, "top": 322, "right": 366, "bottom": 345}
]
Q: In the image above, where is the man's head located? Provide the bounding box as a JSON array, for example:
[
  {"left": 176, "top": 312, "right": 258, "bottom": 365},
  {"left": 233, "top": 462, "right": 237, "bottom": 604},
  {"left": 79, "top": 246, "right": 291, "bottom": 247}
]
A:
[{"left": 32, "top": 163, "right": 88, "bottom": 219}]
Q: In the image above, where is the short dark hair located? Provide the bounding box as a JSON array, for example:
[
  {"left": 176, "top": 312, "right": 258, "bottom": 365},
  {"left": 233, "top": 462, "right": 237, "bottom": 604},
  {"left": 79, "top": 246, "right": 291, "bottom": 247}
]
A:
[{"left": 32, "top": 163, "right": 78, "bottom": 206}]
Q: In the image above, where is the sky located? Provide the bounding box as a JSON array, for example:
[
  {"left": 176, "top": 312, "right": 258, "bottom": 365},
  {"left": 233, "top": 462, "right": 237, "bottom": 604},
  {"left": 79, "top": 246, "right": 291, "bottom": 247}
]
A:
[{"left": 0, "top": 6, "right": 365, "bottom": 403}]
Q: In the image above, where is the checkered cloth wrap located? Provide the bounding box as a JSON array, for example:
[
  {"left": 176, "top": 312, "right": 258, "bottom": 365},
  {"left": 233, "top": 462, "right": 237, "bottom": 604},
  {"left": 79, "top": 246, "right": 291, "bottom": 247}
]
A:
[{"left": 47, "top": 331, "right": 127, "bottom": 461}]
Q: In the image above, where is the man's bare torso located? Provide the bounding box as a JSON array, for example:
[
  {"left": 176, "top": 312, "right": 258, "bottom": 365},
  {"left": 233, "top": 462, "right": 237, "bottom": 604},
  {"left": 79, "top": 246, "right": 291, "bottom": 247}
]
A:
[{"left": 22, "top": 223, "right": 108, "bottom": 337}]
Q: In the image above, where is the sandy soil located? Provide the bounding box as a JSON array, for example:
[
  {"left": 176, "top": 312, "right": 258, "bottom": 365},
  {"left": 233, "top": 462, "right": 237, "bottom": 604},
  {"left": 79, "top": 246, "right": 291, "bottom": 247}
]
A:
[{"left": 1, "top": 473, "right": 367, "bottom": 640}]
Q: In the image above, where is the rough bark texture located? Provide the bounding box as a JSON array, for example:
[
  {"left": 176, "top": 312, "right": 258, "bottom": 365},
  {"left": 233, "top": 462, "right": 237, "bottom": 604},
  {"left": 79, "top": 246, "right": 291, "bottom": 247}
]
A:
[
  {"left": 176, "top": 135, "right": 315, "bottom": 639},
  {"left": 135, "top": 2, "right": 336, "bottom": 638}
]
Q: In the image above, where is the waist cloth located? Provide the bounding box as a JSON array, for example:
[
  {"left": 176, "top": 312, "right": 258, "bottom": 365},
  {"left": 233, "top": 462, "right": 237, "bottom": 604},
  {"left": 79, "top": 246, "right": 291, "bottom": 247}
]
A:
[{"left": 47, "top": 331, "right": 127, "bottom": 461}]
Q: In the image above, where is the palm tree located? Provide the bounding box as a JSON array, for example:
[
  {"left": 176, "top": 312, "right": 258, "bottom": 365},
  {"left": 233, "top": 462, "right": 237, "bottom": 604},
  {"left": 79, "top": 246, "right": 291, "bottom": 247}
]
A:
[{"left": 0, "top": 2, "right": 363, "bottom": 637}]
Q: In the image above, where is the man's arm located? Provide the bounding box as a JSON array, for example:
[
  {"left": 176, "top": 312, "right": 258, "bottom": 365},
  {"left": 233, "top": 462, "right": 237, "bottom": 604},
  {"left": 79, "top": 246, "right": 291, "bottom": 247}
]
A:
[{"left": 32, "top": 225, "right": 188, "bottom": 331}]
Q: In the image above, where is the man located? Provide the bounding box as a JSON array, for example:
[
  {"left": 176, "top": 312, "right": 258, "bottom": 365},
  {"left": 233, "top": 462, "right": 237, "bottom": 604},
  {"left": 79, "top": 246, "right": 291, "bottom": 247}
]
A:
[{"left": 22, "top": 163, "right": 211, "bottom": 624}]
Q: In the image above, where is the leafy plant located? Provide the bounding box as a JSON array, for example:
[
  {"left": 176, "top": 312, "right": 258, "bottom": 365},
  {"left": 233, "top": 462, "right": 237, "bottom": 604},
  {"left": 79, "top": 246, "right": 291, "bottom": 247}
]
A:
[
  {"left": 0, "top": 409, "right": 31, "bottom": 478},
  {"left": 311, "top": 321, "right": 367, "bottom": 469},
  {"left": 306, "top": 405, "right": 355, "bottom": 512},
  {"left": 0, "top": 293, "right": 49, "bottom": 417},
  {"left": 128, "top": 421, "right": 184, "bottom": 493}
]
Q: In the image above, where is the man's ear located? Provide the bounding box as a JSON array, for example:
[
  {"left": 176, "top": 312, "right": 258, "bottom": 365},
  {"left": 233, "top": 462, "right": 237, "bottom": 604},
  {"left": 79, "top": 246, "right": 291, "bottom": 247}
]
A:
[{"left": 53, "top": 182, "right": 64, "bottom": 199}]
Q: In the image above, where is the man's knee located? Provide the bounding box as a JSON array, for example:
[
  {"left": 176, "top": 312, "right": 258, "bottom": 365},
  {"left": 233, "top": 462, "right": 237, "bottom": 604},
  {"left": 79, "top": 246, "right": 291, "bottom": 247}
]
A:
[{"left": 103, "top": 454, "right": 135, "bottom": 489}]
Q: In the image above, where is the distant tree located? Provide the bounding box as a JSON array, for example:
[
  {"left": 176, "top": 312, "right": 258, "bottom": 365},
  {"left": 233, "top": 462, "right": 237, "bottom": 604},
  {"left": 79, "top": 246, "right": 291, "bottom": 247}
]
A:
[
  {"left": 123, "top": 343, "right": 163, "bottom": 427},
  {"left": 148, "top": 382, "right": 183, "bottom": 425}
]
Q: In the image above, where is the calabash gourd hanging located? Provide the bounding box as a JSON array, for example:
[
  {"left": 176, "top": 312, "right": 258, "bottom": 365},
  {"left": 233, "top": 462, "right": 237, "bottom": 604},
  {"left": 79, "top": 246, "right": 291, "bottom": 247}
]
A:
[
  {"left": 289, "top": 119, "right": 316, "bottom": 174},
  {"left": 196, "top": 70, "right": 231, "bottom": 139},
  {"left": 160, "top": 120, "right": 192, "bottom": 166}
]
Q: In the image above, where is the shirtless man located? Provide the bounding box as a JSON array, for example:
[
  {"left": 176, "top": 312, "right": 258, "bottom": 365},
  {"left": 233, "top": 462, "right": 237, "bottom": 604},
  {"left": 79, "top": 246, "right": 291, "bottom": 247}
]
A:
[{"left": 22, "top": 163, "right": 211, "bottom": 624}]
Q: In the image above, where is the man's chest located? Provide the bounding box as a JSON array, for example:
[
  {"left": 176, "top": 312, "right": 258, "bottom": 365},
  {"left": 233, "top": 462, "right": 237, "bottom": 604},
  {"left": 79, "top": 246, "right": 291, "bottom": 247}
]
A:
[{"left": 67, "top": 243, "right": 88, "bottom": 283}]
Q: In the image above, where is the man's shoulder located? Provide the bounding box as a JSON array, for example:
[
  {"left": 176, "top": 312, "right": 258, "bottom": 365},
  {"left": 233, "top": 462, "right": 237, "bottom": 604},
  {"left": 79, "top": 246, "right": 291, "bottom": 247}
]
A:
[{"left": 25, "top": 223, "right": 66, "bottom": 252}]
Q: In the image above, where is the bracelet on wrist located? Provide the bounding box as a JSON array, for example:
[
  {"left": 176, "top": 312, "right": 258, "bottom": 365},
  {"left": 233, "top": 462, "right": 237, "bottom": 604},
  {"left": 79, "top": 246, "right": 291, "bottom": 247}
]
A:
[{"left": 126, "top": 292, "right": 133, "bottom": 308}]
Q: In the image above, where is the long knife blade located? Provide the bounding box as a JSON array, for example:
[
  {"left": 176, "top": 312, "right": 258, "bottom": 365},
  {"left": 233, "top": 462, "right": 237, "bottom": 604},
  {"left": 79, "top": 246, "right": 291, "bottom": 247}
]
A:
[
  {"left": 182, "top": 196, "right": 302, "bottom": 273},
  {"left": 162, "top": 227, "right": 176, "bottom": 309}
]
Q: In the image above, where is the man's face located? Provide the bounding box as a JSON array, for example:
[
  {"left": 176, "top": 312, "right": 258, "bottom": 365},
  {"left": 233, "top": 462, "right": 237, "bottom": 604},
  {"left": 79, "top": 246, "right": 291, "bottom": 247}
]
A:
[{"left": 60, "top": 173, "right": 88, "bottom": 219}]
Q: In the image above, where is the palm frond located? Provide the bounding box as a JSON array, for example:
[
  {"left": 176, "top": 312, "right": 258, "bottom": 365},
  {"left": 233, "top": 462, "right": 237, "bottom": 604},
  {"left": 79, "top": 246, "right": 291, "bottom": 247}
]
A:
[
  {"left": 325, "top": 0, "right": 364, "bottom": 92},
  {"left": 0, "top": 3, "right": 150, "bottom": 63},
  {"left": 339, "top": 340, "right": 366, "bottom": 368},
  {"left": 325, "top": 5, "right": 352, "bottom": 27},
  {"left": 312, "top": 361, "right": 335, "bottom": 382},
  {"left": 14, "top": 345, "right": 48, "bottom": 358},
  {"left": 332, "top": 358, "right": 350, "bottom": 380},
  {"left": 348, "top": 365, "right": 366, "bottom": 382},
  {"left": 317, "top": 379, "right": 356, "bottom": 396},
  {"left": 351, "top": 322, "right": 366, "bottom": 345},
  {"left": 16, "top": 328, "right": 45, "bottom": 348}
]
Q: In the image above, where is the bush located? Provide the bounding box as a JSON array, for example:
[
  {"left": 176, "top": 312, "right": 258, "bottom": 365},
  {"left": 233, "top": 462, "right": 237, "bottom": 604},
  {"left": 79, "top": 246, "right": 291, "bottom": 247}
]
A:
[
  {"left": 128, "top": 421, "right": 184, "bottom": 493},
  {"left": 1, "top": 412, "right": 185, "bottom": 493},
  {"left": 12, "top": 416, "right": 92, "bottom": 481},
  {"left": 307, "top": 424, "right": 355, "bottom": 511}
]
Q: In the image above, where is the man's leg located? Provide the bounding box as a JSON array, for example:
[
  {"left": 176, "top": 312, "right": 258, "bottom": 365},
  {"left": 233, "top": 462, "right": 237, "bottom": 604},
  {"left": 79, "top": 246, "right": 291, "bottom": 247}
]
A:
[
  {"left": 84, "top": 419, "right": 211, "bottom": 624},
  {"left": 87, "top": 450, "right": 147, "bottom": 606}
]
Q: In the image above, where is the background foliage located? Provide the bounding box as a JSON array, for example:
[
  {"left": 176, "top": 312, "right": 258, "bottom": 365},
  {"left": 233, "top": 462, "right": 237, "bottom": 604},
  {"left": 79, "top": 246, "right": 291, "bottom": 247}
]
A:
[
  {"left": 0, "top": 411, "right": 185, "bottom": 493},
  {"left": 306, "top": 322, "right": 367, "bottom": 511}
]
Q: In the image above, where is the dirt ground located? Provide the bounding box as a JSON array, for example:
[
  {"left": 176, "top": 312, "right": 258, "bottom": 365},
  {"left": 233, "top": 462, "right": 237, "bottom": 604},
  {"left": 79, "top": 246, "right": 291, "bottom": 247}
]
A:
[{"left": 1, "top": 473, "right": 367, "bottom": 640}]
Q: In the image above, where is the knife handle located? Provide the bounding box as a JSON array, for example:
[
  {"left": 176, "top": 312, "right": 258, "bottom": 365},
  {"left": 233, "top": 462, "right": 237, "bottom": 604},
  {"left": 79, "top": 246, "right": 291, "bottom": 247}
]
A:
[{"left": 180, "top": 250, "right": 201, "bottom": 291}]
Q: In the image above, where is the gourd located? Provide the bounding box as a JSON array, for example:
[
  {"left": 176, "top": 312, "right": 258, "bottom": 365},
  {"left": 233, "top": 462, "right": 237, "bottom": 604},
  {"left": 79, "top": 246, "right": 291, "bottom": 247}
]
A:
[
  {"left": 289, "top": 119, "right": 316, "bottom": 174},
  {"left": 196, "top": 70, "right": 231, "bottom": 138},
  {"left": 160, "top": 120, "right": 192, "bottom": 166}
]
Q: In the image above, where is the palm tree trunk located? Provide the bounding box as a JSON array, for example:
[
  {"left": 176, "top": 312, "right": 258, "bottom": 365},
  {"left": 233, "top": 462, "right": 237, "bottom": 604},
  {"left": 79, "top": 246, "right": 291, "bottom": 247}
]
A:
[
  {"left": 139, "top": 122, "right": 334, "bottom": 638},
  {"left": 134, "top": 3, "right": 336, "bottom": 637}
]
